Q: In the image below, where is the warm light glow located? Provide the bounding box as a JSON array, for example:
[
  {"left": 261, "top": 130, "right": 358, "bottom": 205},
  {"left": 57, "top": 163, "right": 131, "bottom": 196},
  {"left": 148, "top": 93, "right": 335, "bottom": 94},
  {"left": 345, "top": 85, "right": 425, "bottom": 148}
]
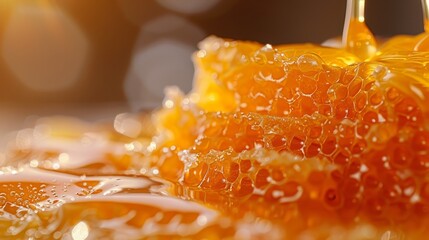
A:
[
  {"left": 124, "top": 15, "right": 204, "bottom": 110},
  {"left": 130, "top": 40, "right": 194, "bottom": 103},
  {"left": 2, "top": 2, "right": 88, "bottom": 91},
  {"left": 58, "top": 153, "right": 70, "bottom": 164},
  {"left": 114, "top": 113, "right": 142, "bottom": 138},
  {"left": 71, "top": 221, "right": 89, "bottom": 240}
]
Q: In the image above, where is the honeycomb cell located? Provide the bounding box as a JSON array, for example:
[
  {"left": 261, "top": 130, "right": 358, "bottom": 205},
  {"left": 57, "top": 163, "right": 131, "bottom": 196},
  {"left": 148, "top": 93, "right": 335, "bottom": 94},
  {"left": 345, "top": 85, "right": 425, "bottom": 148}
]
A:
[{"left": 324, "top": 188, "right": 342, "bottom": 208}]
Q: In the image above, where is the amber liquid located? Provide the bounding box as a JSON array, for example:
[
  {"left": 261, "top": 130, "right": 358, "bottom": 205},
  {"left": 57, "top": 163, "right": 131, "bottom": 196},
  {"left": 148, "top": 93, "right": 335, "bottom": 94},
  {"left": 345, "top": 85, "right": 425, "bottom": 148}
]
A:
[{"left": 0, "top": 132, "right": 237, "bottom": 239}]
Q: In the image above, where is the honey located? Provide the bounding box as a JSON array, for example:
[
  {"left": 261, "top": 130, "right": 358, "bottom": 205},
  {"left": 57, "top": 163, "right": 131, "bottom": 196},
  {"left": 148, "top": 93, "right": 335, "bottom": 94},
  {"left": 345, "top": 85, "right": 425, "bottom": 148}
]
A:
[{"left": 2, "top": 0, "right": 429, "bottom": 239}]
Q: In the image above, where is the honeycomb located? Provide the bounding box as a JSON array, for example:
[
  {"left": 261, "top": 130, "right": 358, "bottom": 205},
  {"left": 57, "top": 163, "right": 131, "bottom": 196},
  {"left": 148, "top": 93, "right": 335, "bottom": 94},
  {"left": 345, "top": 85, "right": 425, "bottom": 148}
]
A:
[{"left": 150, "top": 34, "right": 429, "bottom": 238}]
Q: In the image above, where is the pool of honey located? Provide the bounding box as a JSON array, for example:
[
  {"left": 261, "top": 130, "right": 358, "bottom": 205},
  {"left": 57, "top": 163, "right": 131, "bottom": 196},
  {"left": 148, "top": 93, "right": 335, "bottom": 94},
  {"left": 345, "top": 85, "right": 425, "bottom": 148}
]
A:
[{"left": 0, "top": 127, "right": 241, "bottom": 239}]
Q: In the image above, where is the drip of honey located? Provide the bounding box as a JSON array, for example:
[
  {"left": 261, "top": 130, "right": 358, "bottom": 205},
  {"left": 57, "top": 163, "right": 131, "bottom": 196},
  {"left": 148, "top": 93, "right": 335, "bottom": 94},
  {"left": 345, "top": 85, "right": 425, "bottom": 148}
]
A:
[
  {"left": 342, "top": 0, "right": 377, "bottom": 60},
  {"left": 422, "top": 0, "right": 429, "bottom": 32},
  {"left": 2, "top": 1, "right": 429, "bottom": 239}
]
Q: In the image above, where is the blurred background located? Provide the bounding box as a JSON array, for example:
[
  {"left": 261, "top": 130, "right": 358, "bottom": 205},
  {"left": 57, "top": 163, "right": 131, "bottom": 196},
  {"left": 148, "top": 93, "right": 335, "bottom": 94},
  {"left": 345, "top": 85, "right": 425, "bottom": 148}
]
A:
[{"left": 0, "top": 0, "right": 424, "bottom": 133}]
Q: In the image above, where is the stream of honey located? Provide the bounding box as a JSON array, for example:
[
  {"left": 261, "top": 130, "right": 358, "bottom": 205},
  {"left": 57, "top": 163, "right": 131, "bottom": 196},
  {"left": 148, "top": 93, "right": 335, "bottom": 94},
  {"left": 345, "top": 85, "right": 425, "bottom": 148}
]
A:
[{"left": 2, "top": 0, "right": 429, "bottom": 239}]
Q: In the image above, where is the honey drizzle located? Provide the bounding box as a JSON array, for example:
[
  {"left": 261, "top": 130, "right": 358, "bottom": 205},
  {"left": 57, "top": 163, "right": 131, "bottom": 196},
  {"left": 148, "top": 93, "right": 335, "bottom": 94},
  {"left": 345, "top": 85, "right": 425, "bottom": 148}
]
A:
[
  {"left": 416, "top": 0, "right": 429, "bottom": 51},
  {"left": 342, "top": 0, "right": 377, "bottom": 60},
  {"left": 422, "top": 0, "right": 429, "bottom": 32}
]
